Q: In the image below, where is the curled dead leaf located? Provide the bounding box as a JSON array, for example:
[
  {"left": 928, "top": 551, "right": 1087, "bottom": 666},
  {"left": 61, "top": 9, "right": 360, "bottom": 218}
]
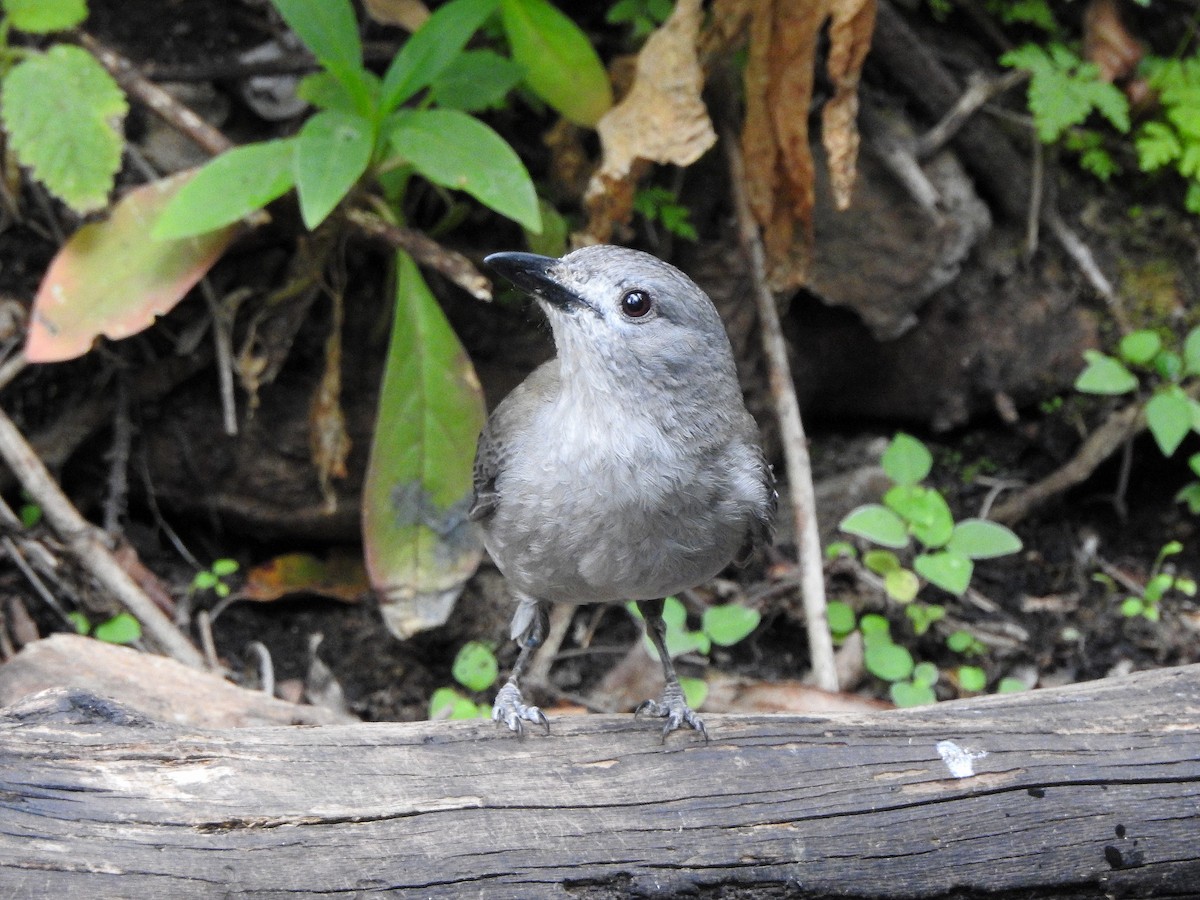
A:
[
  {"left": 582, "top": 0, "right": 715, "bottom": 243},
  {"left": 242, "top": 551, "right": 370, "bottom": 604},
  {"left": 1084, "top": 0, "right": 1143, "bottom": 84}
]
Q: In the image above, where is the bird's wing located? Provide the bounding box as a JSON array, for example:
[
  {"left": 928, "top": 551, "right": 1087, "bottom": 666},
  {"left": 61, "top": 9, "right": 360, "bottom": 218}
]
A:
[
  {"left": 735, "top": 427, "right": 777, "bottom": 565},
  {"left": 468, "top": 360, "right": 560, "bottom": 523}
]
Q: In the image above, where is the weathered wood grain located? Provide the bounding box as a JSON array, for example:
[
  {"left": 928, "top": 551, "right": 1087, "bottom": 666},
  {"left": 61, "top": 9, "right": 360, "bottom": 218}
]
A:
[{"left": 1, "top": 666, "right": 1198, "bottom": 898}]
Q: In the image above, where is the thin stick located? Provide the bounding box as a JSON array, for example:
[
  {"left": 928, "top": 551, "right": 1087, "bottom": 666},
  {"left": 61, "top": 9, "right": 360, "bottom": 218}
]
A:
[
  {"left": 0, "top": 407, "right": 206, "bottom": 668},
  {"left": 915, "top": 69, "right": 1028, "bottom": 160},
  {"left": 723, "top": 129, "right": 839, "bottom": 693}
]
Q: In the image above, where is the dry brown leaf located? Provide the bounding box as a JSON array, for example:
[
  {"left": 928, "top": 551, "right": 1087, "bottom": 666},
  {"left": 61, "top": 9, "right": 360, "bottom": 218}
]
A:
[
  {"left": 363, "top": 0, "right": 429, "bottom": 30},
  {"left": 582, "top": 0, "right": 715, "bottom": 243},
  {"left": 1084, "top": 0, "right": 1143, "bottom": 84},
  {"left": 309, "top": 293, "right": 350, "bottom": 513},
  {"left": 732, "top": 0, "right": 876, "bottom": 290}
]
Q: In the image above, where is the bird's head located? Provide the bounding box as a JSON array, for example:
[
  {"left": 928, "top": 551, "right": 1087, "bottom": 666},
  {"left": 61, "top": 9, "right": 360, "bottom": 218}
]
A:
[{"left": 485, "top": 246, "right": 737, "bottom": 400}]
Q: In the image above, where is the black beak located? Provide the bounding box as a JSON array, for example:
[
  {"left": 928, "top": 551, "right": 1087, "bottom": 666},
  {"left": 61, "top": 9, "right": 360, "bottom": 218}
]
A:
[{"left": 484, "top": 252, "right": 588, "bottom": 312}]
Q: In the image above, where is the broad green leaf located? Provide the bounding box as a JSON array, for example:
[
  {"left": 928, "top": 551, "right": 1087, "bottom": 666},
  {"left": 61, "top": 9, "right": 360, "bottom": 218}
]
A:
[
  {"left": 1118, "top": 329, "right": 1162, "bottom": 365},
  {"left": 154, "top": 140, "right": 295, "bottom": 239},
  {"left": 429, "top": 687, "right": 481, "bottom": 719},
  {"left": 452, "top": 641, "right": 499, "bottom": 691},
  {"left": 270, "top": 0, "right": 371, "bottom": 111},
  {"left": 914, "top": 551, "right": 973, "bottom": 596},
  {"left": 93, "top": 612, "right": 142, "bottom": 645},
  {"left": 885, "top": 568, "right": 920, "bottom": 603},
  {"left": 294, "top": 109, "right": 375, "bottom": 229},
  {"left": 862, "top": 549, "right": 900, "bottom": 575},
  {"left": 4, "top": 0, "right": 86, "bottom": 32},
  {"left": 946, "top": 519, "right": 1023, "bottom": 560},
  {"left": 1184, "top": 327, "right": 1200, "bottom": 376},
  {"left": 389, "top": 109, "right": 540, "bottom": 231},
  {"left": 890, "top": 680, "right": 936, "bottom": 707},
  {"left": 0, "top": 45, "right": 126, "bottom": 213},
  {"left": 1146, "top": 388, "right": 1192, "bottom": 456},
  {"left": 702, "top": 603, "right": 760, "bottom": 647},
  {"left": 826, "top": 600, "right": 856, "bottom": 637},
  {"left": 364, "top": 252, "right": 485, "bottom": 639},
  {"left": 381, "top": 0, "right": 501, "bottom": 113},
  {"left": 884, "top": 485, "right": 955, "bottom": 548},
  {"left": 1074, "top": 350, "right": 1138, "bottom": 395},
  {"left": 501, "top": 0, "right": 613, "bottom": 126},
  {"left": 25, "top": 172, "right": 237, "bottom": 362},
  {"left": 839, "top": 504, "right": 908, "bottom": 549},
  {"left": 957, "top": 665, "right": 987, "bottom": 692},
  {"left": 881, "top": 433, "right": 932, "bottom": 485},
  {"left": 679, "top": 676, "right": 708, "bottom": 709},
  {"left": 526, "top": 198, "right": 569, "bottom": 257},
  {"left": 428, "top": 49, "right": 523, "bottom": 112},
  {"left": 865, "top": 641, "right": 914, "bottom": 682}
]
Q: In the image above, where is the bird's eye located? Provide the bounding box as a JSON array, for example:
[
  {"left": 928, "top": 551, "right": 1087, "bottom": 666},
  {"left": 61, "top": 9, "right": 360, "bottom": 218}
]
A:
[{"left": 620, "top": 289, "right": 653, "bottom": 318}]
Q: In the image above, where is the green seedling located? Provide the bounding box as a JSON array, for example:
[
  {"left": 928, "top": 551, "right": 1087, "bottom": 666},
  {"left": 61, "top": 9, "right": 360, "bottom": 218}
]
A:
[
  {"left": 191, "top": 559, "right": 240, "bottom": 599},
  {"left": 67, "top": 611, "right": 142, "bottom": 645},
  {"left": 633, "top": 186, "right": 699, "bottom": 241},
  {"left": 1094, "top": 541, "right": 1197, "bottom": 622},
  {"left": 429, "top": 641, "right": 499, "bottom": 720}
]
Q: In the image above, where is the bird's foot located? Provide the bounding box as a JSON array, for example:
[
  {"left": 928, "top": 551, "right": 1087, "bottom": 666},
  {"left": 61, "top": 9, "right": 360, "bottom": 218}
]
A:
[
  {"left": 492, "top": 680, "right": 549, "bottom": 735},
  {"left": 635, "top": 680, "right": 708, "bottom": 742}
]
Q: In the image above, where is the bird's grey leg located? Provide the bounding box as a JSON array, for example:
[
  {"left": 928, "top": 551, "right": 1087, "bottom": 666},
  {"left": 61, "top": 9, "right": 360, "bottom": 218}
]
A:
[
  {"left": 492, "top": 598, "right": 550, "bottom": 734},
  {"left": 634, "top": 597, "right": 709, "bottom": 741}
]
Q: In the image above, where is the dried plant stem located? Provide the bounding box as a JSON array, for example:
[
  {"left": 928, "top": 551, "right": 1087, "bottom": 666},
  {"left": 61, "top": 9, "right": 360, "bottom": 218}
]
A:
[
  {"left": 0, "top": 407, "right": 206, "bottom": 668},
  {"left": 723, "top": 129, "right": 839, "bottom": 693}
]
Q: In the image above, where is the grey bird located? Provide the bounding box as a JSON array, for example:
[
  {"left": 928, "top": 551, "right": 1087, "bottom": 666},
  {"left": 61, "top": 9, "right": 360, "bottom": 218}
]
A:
[{"left": 472, "top": 245, "right": 775, "bottom": 739}]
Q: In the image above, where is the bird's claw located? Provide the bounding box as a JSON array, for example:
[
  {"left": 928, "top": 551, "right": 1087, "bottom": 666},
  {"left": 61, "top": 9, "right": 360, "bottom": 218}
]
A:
[
  {"left": 635, "top": 682, "right": 709, "bottom": 743},
  {"left": 492, "top": 681, "right": 549, "bottom": 735}
]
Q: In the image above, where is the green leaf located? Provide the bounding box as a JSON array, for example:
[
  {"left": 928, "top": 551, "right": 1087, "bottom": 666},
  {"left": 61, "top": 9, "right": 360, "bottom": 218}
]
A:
[
  {"left": 452, "top": 641, "right": 499, "bottom": 691},
  {"left": 912, "top": 661, "right": 939, "bottom": 687},
  {"left": 839, "top": 504, "right": 908, "bottom": 549},
  {"left": 294, "top": 109, "right": 375, "bottom": 229},
  {"left": 212, "top": 558, "right": 240, "bottom": 577},
  {"left": 858, "top": 613, "right": 891, "bottom": 640},
  {"left": 4, "top": 0, "right": 86, "bottom": 32},
  {"left": 363, "top": 252, "right": 486, "bottom": 639},
  {"left": 1183, "top": 328, "right": 1200, "bottom": 376},
  {"left": 826, "top": 600, "right": 856, "bottom": 638},
  {"left": 1001, "top": 43, "right": 1129, "bottom": 141},
  {"left": 890, "top": 680, "right": 937, "bottom": 707},
  {"left": 1146, "top": 388, "right": 1192, "bottom": 456},
  {"left": 1144, "top": 572, "right": 1173, "bottom": 603},
  {"left": 380, "top": 0, "right": 500, "bottom": 113},
  {"left": 1136, "top": 120, "right": 1183, "bottom": 171},
  {"left": 93, "top": 612, "right": 142, "bottom": 645},
  {"left": 429, "top": 686, "right": 482, "bottom": 719},
  {"left": 1176, "top": 481, "right": 1200, "bottom": 514},
  {"left": 270, "top": 0, "right": 371, "bottom": 110},
  {"left": 885, "top": 568, "right": 920, "bottom": 604},
  {"left": 957, "top": 665, "right": 987, "bottom": 692},
  {"left": 25, "top": 172, "right": 237, "bottom": 362},
  {"left": 914, "top": 550, "right": 973, "bottom": 596},
  {"left": 946, "top": 519, "right": 1023, "bottom": 560},
  {"left": 1120, "top": 596, "right": 1144, "bottom": 617},
  {"left": 0, "top": 45, "right": 127, "bottom": 213},
  {"left": 501, "top": 0, "right": 613, "bottom": 126},
  {"left": 526, "top": 198, "right": 569, "bottom": 258},
  {"left": 18, "top": 503, "right": 41, "bottom": 528},
  {"left": 945, "top": 630, "right": 973, "bottom": 653},
  {"left": 865, "top": 641, "right": 914, "bottom": 682},
  {"left": 1155, "top": 349, "right": 1183, "bottom": 381},
  {"left": 389, "top": 109, "right": 541, "bottom": 231},
  {"left": 863, "top": 549, "right": 900, "bottom": 575},
  {"left": 1118, "top": 330, "right": 1162, "bottom": 366},
  {"left": 884, "top": 485, "right": 955, "bottom": 548},
  {"left": 881, "top": 433, "right": 932, "bottom": 485},
  {"left": 702, "top": 603, "right": 761, "bottom": 647},
  {"left": 633, "top": 597, "right": 709, "bottom": 659},
  {"left": 679, "top": 676, "right": 708, "bottom": 709},
  {"left": 192, "top": 571, "right": 218, "bottom": 591},
  {"left": 1074, "top": 350, "right": 1138, "bottom": 394},
  {"left": 67, "top": 611, "right": 90, "bottom": 635},
  {"left": 905, "top": 602, "right": 945, "bottom": 636},
  {"left": 996, "top": 677, "right": 1027, "bottom": 694},
  {"left": 428, "top": 49, "right": 522, "bottom": 112},
  {"left": 153, "top": 140, "right": 296, "bottom": 239}
]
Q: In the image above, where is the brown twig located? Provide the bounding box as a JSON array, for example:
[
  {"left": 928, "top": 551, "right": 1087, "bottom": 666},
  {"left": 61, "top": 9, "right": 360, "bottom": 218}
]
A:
[
  {"left": 0, "top": 407, "right": 206, "bottom": 668},
  {"left": 914, "top": 69, "right": 1029, "bottom": 160},
  {"left": 345, "top": 208, "right": 492, "bottom": 301},
  {"left": 723, "top": 128, "right": 839, "bottom": 694}
]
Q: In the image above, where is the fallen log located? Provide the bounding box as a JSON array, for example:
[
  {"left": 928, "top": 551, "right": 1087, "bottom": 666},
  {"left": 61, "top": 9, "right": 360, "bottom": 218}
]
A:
[{"left": 1, "top": 665, "right": 1198, "bottom": 898}]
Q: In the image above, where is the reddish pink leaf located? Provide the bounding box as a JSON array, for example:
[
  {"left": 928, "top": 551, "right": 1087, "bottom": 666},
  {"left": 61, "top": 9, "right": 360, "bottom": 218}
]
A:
[{"left": 26, "top": 171, "right": 236, "bottom": 362}]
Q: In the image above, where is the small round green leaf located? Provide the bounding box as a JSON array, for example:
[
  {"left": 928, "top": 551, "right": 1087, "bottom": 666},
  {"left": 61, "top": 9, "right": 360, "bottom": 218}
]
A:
[
  {"left": 5, "top": 0, "right": 86, "bottom": 32},
  {"left": 858, "top": 613, "right": 891, "bottom": 639},
  {"left": 428, "top": 687, "right": 481, "bottom": 719},
  {"left": 947, "top": 519, "right": 1023, "bottom": 559},
  {"left": 1184, "top": 327, "right": 1200, "bottom": 376},
  {"left": 93, "top": 613, "right": 142, "bottom": 645},
  {"left": 839, "top": 504, "right": 908, "bottom": 549},
  {"left": 826, "top": 600, "right": 857, "bottom": 637},
  {"left": 679, "top": 676, "right": 708, "bottom": 709},
  {"left": 914, "top": 551, "right": 973, "bottom": 596},
  {"left": 996, "top": 677, "right": 1027, "bottom": 694},
  {"left": 452, "top": 641, "right": 499, "bottom": 691},
  {"left": 912, "top": 661, "right": 939, "bottom": 687},
  {"left": 945, "top": 630, "right": 975, "bottom": 653},
  {"left": 863, "top": 549, "right": 900, "bottom": 575},
  {"left": 1146, "top": 388, "right": 1192, "bottom": 457},
  {"left": 1074, "top": 351, "right": 1138, "bottom": 395},
  {"left": 702, "top": 603, "right": 761, "bottom": 647},
  {"left": 824, "top": 541, "right": 857, "bottom": 561},
  {"left": 957, "top": 665, "right": 987, "bottom": 692},
  {"left": 212, "top": 559, "right": 240, "bottom": 577},
  {"left": 865, "top": 641, "right": 914, "bottom": 682},
  {"left": 67, "top": 611, "right": 90, "bottom": 635},
  {"left": 885, "top": 567, "right": 920, "bottom": 603},
  {"left": 890, "top": 680, "right": 937, "bottom": 707},
  {"left": 881, "top": 433, "right": 932, "bottom": 485},
  {"left": 1118, "top": 329, "right": 1162, "bottom": 365}
]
